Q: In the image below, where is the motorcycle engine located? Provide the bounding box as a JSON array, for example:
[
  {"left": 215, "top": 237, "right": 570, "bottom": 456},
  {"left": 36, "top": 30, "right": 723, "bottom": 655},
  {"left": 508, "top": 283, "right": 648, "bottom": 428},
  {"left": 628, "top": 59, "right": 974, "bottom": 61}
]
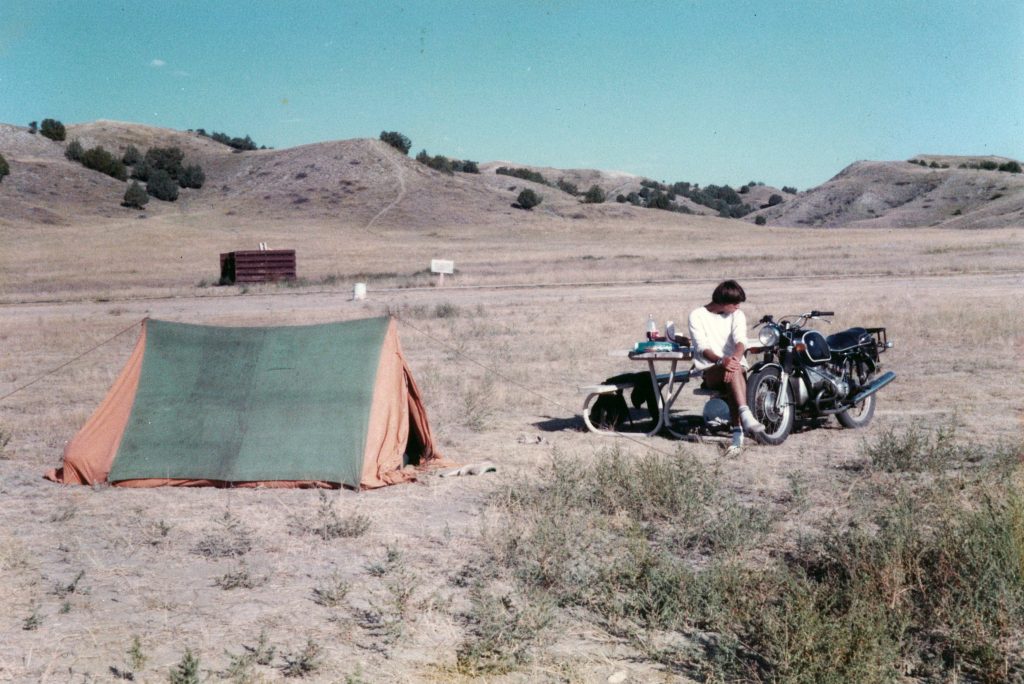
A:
[{"left": 807, "top": 366, "right": 849, "bottom": 404}]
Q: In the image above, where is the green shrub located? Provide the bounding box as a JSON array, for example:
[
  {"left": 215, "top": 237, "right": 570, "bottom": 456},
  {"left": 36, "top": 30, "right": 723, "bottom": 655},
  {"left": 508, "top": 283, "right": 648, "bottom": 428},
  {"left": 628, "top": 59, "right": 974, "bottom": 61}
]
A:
[
  {"left": 755, "top": 215, "right": 767, "bottom": 225},
  {"left": 144, "top": 146, "right": 184, "bottom": 181},
  {"left": 452, "top": 159, "right": 479, "bottom": 173},
  {"left": 169, "top": 648, "right": 200, "bottom": 684},
  {"left": 65, "top": 139, "right": 84, "bottom": 162},
  {"left": 28, "top": 121, "right": 37, "bottom": 134},
  {"left": 767, "top": 193, "right": 784, "bottom": 207},
  {"left": 782, "top": 185, "right": 798, "bottom": 194},
  {"left": 0, "top": 153, "right": 8, "bottom": 183},
  {"left": 415, "top": 149, "right": 453, "bottom": 174},
  {"left": 379, "top": 131, "right": 411, "bottom": 155},
  {"left": 146, "top": 169, "right": 179, "bottom": 201},
  {"left": 582, "top": 185, "right": 606, "bottom": 204},
  {"left": 80, "top": 146, "right": 128, "bottom": 180},
  {"left": 40, "top": 118, "right": 66, "bottom": 141},
  {"left": 999, "top": 160, "right": 1022, "bottom": 173},
  {"left": 979, "top": 160, "right": 999, "bottom": 171},
  {"left": 178, "top": 164, "right": 205, "bottom": 189},
  {"left": 515, "top": 189, "right": 541, "bottom": 210},
  {"left": 122, "top": 181, "right": 149, "bottom": 209},
  {"left": 121, "top": 144, "right": 142, "bottom": 166},
  {"left": 556, "top": 179, "right": 578, "bottom": 195},
  {"left": 196, "top": 129, "right": 260, "bottom": 151},
  {"left": 496, "top": 167, "right": 548, "bottom": 185}
]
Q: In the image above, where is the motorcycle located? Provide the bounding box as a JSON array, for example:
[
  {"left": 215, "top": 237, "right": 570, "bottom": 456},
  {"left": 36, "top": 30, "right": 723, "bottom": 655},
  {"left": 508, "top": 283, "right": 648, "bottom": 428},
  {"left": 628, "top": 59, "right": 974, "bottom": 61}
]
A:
[{"left": 746, "top": 310, "right": 895, "bottom": 445}]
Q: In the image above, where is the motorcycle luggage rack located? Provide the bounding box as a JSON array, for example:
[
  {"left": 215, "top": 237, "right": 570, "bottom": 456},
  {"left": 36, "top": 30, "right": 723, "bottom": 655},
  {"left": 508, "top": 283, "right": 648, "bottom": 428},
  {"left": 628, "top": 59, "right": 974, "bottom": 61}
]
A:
[{"left": 865, "top": 327, "right": 892, "bottom": 352}]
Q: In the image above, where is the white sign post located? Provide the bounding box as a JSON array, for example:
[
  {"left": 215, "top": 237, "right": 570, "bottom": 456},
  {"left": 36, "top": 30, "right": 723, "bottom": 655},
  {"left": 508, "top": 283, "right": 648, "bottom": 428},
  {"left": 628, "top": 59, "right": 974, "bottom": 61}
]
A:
[{"left": 430, "top": 259, "right": 454, "bottom": 287}]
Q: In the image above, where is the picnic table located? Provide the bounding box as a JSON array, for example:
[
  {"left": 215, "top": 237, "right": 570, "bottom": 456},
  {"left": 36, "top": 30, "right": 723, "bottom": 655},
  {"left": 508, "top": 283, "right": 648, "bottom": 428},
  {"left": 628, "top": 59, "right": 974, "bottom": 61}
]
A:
[{"left": 581, "top": 347, "right": 712, "bottom": 439}]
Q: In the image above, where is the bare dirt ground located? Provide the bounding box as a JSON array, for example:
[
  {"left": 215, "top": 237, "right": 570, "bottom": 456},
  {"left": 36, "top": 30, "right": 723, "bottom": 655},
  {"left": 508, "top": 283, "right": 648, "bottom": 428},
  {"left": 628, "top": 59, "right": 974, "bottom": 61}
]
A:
[{"left": 2, "top": 255, "right": 1022, "bottom": 682}]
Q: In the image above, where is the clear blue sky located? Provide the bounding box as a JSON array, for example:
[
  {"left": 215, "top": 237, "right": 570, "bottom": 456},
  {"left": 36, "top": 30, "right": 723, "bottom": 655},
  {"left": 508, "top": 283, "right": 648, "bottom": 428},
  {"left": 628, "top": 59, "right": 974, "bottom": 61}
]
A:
[{"left": 2, "top": 1, "right": 1021, "bottom": 189}]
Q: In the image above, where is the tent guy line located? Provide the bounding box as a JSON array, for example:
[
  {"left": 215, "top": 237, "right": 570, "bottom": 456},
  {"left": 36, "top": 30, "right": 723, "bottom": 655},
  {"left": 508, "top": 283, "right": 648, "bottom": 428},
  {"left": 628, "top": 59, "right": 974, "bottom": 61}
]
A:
[{"left": 0, "top": 317, "right": 146, "bottom": 404}]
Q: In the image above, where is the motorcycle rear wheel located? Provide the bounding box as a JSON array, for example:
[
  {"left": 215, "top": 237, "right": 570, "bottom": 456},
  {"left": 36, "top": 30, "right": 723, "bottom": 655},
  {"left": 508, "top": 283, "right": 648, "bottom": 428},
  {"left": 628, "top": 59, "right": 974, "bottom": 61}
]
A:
[
  {"left": 747, "top": 367, "right": 794, "bottom": 445},
  {"left": 836, "top": 393, "right": 876, "bottom": 429}
]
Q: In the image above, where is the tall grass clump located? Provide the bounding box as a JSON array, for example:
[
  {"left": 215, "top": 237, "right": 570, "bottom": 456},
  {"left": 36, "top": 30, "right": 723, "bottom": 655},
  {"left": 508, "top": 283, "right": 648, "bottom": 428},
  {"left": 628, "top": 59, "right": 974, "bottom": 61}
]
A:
[{"left": 478, "top": 436, "right": 1024, "bottom": 681}]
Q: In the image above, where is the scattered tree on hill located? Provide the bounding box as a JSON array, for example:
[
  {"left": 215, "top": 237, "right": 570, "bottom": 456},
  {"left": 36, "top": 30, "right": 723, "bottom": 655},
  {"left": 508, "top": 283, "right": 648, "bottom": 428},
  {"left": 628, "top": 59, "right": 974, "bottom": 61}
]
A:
[
  {"left": 415, "top": 149, "right": 453, "bottom": 174},
  {"left": 146, "top": 169, "right": 179, "bottom": 201},
  {"left": 452, "top": 159, "right": 479, "bottom": 173},
  {"left": 998, "top": 161, "right": 1022, "bottom": 173},
  {"left": 755, "top": 215, "right": 767, "bottom": 225},
  {"left": 122, "top": 144, "right": 142, "bottom": 166},
  {"left": 80, "top": 146, "right": 128, "bottom": 180},
  {"left": 40, "top": 118, "right": 66, "bottom": 141},
  {"left": 122, "top": 181, "right": 149, "bottom": 209},
  {"left": 782, "top": 186, "right": 798, "bottom": 194},
  {"left": 380, "top": 131, "right": 411, "bottom": 155},
  {"left": 516, "top": 189, "right": 542, "bottom": 210},
  {"left": 179, "top": 164, "right": 205, "bottom": 189},
  {"left": 497, "top": 167, "right": 548, "bottom": 185},
  {"left": 65, "top": 139, "right": 84, "bottom": 162},
  {"left": 582, "top": 185, "right": 606, "bottom": 204},
  {"left": 28, "top": 121, "right": 38, "bottom": 135},
  {"left": 195, "top": 129, "right": 260, "bottom": 151},
  {"left": 767, "top": 194, "right": 784, "bottom": 207},
  {"left": 0, "top": 153, "right": 9, "bottom": 182},
  {"left": 557, "top": 179, "right": 579, "bottom": 195},
  {"left": 144, "top": 146, "right": 185, "bottom": 180}
]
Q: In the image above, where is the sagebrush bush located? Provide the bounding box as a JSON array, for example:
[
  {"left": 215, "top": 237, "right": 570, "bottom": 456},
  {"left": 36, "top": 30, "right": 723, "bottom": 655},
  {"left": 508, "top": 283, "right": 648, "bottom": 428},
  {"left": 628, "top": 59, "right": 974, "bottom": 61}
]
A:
[{"left": 0, "top": 153, "right": 8, "bottom": 183}]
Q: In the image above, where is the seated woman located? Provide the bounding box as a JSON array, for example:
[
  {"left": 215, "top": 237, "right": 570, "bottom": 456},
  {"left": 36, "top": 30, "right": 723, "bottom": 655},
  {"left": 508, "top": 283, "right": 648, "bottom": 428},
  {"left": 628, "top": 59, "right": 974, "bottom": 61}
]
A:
[{"left": 688, "top": 280, "right": 764, "bottom": 453}]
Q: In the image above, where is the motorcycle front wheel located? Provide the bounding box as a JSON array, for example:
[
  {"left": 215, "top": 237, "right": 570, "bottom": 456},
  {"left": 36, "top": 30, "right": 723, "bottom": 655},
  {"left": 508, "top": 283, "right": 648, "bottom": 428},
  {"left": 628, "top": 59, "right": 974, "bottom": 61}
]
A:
[
  {"left": 747, "top": 367, "right": 794, "bottom": 445},
  {"left": 836, "top": 392, "right": 876, "bottom": 429}
]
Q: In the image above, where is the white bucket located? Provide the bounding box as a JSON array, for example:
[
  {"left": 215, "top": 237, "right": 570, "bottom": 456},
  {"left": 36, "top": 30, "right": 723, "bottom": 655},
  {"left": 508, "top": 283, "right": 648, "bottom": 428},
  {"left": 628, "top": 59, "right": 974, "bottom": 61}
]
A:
[{"left": 353, "top": 283, "right": 367, "bottom": 300}]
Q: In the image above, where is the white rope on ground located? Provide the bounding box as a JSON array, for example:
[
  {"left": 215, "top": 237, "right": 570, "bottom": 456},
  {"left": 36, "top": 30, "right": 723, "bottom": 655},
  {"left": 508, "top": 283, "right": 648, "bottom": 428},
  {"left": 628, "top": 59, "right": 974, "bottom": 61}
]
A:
[{"left": 0, "top": 318, "right": 146, "bottom": 404}]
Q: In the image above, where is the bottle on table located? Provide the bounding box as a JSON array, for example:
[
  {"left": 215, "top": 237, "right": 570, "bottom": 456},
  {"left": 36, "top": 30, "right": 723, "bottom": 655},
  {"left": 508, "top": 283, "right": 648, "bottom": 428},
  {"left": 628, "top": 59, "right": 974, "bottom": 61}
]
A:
[{"left": 646, "top": 314, "right": 657, "bottom": 340}]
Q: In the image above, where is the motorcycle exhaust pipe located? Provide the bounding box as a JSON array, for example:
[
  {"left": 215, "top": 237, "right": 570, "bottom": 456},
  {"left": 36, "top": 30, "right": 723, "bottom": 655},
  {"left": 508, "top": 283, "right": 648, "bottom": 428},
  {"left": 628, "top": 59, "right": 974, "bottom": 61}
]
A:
[{"left": 851, "top": 371, "right": 896, "bottom": 404}]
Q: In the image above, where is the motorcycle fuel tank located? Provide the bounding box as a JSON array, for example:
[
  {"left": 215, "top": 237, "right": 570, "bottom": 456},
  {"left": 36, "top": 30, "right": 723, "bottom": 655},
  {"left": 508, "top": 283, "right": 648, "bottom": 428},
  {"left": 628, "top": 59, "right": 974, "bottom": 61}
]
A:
[{"left": 800, "top": 330, "right": 832, "bottom": 364}]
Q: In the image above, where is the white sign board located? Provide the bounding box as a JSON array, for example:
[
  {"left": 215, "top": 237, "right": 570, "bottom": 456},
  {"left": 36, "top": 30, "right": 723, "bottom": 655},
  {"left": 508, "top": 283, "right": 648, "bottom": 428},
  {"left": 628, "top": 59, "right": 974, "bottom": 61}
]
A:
[{"left": 430, "top": 259, "right": 454, "bottom": 275}]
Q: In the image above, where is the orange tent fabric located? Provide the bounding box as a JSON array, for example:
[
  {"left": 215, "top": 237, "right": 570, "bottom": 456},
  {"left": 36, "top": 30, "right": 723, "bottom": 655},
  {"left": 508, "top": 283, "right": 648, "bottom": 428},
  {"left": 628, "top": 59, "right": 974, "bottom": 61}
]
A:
[{"left": 45, "top": 317, "right": 447, "bottom": 489}]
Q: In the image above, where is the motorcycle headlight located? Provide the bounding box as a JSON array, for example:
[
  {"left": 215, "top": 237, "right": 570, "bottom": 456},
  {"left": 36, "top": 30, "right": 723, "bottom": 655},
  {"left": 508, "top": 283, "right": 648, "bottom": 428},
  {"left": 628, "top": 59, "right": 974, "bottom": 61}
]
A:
[{"left": 759, "top": 325, "right": 780, "bottom": 347}]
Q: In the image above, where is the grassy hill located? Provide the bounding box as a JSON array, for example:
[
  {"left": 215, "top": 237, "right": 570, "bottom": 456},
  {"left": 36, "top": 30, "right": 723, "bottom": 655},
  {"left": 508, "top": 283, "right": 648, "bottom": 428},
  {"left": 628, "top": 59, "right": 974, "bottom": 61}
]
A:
[{"left": 3, "top": 120, "right": 1022, "bottom": 233}]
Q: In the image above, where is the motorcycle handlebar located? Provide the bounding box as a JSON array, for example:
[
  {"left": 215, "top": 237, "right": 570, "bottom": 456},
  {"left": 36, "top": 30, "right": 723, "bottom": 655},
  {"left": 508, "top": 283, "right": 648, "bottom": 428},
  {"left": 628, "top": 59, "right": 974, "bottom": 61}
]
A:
[{"left": 810, "top": 310, "right": 834, "bottom": 318}]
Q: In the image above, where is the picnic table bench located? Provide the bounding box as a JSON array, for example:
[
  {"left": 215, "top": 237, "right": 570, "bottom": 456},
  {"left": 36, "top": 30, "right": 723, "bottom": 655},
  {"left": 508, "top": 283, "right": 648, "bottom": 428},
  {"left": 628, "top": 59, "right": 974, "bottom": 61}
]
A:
[{"left": 580, "top": 348, "right": 723, "bottom": 439}]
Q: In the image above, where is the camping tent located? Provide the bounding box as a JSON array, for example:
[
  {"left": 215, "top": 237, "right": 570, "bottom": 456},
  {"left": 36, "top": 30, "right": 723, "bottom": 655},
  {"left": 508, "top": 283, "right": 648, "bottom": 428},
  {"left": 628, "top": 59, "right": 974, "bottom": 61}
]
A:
[{"left": 45, "top": 316, "right": 442, "bottom": 489}]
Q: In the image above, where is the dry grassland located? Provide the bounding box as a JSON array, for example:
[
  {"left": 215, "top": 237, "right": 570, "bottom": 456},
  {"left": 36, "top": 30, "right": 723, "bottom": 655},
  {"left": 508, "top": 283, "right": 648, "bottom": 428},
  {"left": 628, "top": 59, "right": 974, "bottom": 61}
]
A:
[{"left": 1, "top": 211, "right": 1023, "bottom": 682}]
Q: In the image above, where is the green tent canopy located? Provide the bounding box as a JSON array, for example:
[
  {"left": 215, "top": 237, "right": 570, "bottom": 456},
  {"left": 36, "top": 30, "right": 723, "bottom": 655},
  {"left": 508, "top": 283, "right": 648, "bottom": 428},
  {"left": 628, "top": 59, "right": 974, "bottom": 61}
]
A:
[{"left": 46, "top": 317, "right": 441, "bottom": 489}]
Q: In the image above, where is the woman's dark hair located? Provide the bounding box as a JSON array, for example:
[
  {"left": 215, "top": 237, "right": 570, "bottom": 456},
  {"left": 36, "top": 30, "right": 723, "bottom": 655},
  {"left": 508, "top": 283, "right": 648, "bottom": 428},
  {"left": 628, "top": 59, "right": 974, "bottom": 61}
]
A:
[{"left": 712, "top": 280, "right": 746, "bottom": 305}]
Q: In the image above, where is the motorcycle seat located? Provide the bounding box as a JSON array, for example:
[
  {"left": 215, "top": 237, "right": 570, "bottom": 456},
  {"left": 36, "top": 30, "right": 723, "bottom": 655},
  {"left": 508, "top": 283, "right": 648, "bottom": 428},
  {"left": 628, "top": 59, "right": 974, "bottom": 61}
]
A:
[{"left": 826, "top": 327, "right": 872, "bottom": 352}]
